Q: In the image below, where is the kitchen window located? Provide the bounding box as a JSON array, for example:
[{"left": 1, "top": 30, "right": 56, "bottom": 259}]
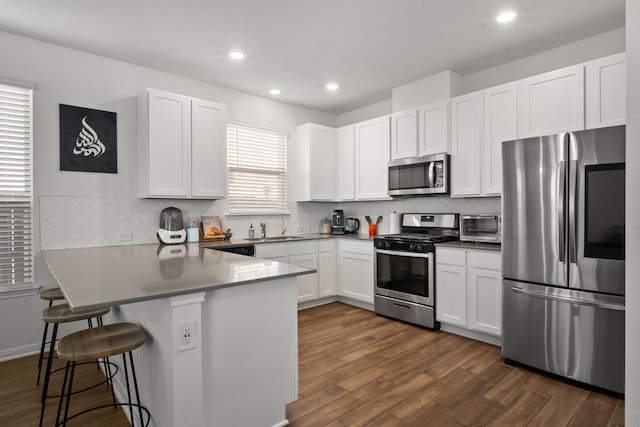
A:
[
  {"left": 0, "top": 81, "right": 34, "bottom": 294},
  {"left": 227, "top": 121, "right": 288, "bottom": 214}
]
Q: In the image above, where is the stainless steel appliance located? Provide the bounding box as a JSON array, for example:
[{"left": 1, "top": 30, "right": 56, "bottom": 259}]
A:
[
  {"left": 331, "top": 209, "right": 345, "bottom": 235},
  {"left": 501, "top": 125, "right": 625, "bottom": 394},
  {"left": 344, "top": 217, "right": 360, "bottom": 234},
  {"left": 157, "top": 207, "right": 186, "bottom": 244},
  {"left": 215, "top": 244, "right": 255, "bottom": 256},
  {"left": 388, "top": 153, "right": 449, "bottom": 196},
  {"left": 374, "top": 213, "right": 459, "bottom": 329},
  {"left": 460, "top": 214, "right": 501, "bottom": 243}
]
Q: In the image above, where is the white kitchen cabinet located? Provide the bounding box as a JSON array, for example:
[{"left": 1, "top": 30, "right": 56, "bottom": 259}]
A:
[
  {"left": 254, "top": 242, "right": 288, "bottom": 263},
  {"left": 289, "top": 240, "right": 319, "bottom": 303},
  {"left": 517, "top": 64, "right": 585, "bottom": 138},
  {"left": 354, "top": 116, "right": 391, "bottom": 200},
  {"left": 338, "top": 240, "right": 374, "bottom": 304},
  {"left": 483, "top": 83, "right": 518, "bottom": 196},
  {"left": 436, "top": 246, "right": 502, "bottom": 340},
  {"left": 318, "top": 240, "right": 337, "bottom": 298},
  {"left": 418, "top": 100, "right": 450, "bottom": 156},
  {"left": 337, "top": 125, "right": 355, "bottom": 201},
  {"left": 450, "top": 91, "right": 483, "bottom": 197},
  {"left": 390, "top": 109, "right": 418, "bottom": 160},
  {"left": 295, "top": 123, "right": 337, "bottom": 201},
  {"left": 585, "top": 52, "right": 626, "bottom": 129},
  {"left": 139, "top": 89, "right": 226, "bottom": 199}
]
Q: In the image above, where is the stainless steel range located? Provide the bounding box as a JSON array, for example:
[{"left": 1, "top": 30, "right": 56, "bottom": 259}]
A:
[{"left": 374, "top": 213, "right": 459, "bottom": 329}]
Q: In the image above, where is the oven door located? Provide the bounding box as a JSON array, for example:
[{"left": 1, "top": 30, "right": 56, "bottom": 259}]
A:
[{"left": 375, "top": 249, "right": 434, "bottom": 306}]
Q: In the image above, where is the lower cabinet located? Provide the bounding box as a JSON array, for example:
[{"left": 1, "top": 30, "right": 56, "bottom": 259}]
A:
[
  {"left": 338, "top": 240, "right": 374, "bottom": 304},
  {"left": 436, "top": 246, "right": 502, "bottom": 339},
  {"left": 318, "top": 240, "right": 337, "bottom": 298},
  {"left": 289, "top": 241, "right": 319, "bottom": 303}
]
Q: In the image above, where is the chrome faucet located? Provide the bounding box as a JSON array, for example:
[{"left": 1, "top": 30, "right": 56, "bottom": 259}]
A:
[
  {"left": 260, "top": 220, "right": 266, "bottom": 239},
  {"left": 281, "top": 216, "right": 287, "bottom": 237}
]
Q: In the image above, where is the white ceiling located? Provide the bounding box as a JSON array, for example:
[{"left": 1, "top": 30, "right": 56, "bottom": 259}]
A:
[{"left": 0, "top": 0, "right": 625, "bottom": 115}]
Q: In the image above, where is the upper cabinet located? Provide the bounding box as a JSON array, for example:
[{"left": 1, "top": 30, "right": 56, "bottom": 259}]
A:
[
  {"left": 450, "top": 91, "right": 483, "bottom": 197},
  {"left": 354, "top": 116, "right": 391, "bottom": 200},
  {"left": 337, "top": 125, "right": 355, "bottom": 201},
  {"left": 483, "top": 82, "right": 517, "bottom": 196},
  {"left": 585, "top": 52, "right": 626, "bottom": 129},
  {"left": 295, "top": 123, "right": 337, "bottom": 201},
  {"left": 139, "top": 89, "right": 226, "bottom": 199},
  {"left": 517, "top": 64, "right": 585, "bottom": 138},
  {"left": 418, "top": 100, "right": 450, "bottom": 156},
  {"left": 390, "top": 109, "right": 418, "bottom": 160}
]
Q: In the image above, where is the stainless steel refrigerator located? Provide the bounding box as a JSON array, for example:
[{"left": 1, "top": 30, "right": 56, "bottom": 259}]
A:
[{"left": 501, "top": 125, "right": 625, "bottom": 394}]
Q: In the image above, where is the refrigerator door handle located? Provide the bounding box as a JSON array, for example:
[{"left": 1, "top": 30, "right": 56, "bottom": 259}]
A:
[
  {"left": 568, "top": 149, "right": 578, "bottom": 264},
  {"left": 558, "top": 160, "right": 566, "bottom": 262},
  {"left": 511, "top": 286, "right": 625, "bottom": 312}
]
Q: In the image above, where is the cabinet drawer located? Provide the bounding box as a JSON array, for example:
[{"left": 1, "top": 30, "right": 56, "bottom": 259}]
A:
[
  {"left": 468, "top": 250, "right": 501, "bottom": 271},
  {"left": 318, "top": 239, "right": 335, "bottom": 253},
  {"left": 289, "top": 240, "right": 317, "bottom": 256},
  {"left": 436, "top": 248, "right": 466, "bottom": 266},
  {"left": 255, "top": 242, "right": 288, "bottom": 259},
  {"left": 340, "top": 239, "right": 373, "bottom": 255}
]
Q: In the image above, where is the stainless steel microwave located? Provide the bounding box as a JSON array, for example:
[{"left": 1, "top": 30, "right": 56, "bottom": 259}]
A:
[
  {"left": 388, "top": 153, "right": 449, "bottom": 196},
  {"left": 460, "top": 214, "right": 501, "bottom": 243}
]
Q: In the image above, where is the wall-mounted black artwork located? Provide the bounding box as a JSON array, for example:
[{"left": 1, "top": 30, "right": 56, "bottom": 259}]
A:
[{"left": 59, "top": 104, "right": 117, "bottom": 173}]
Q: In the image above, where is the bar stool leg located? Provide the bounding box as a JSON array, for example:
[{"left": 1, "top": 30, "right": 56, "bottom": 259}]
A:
[
  {"left": 123, "top": 353, "right": 135, "bottom": 424},
  {"left": 61, "top": 362, "right": 77, "bottom": 427},
  {"left": 54, "top": 361, "right": 71, "bottom": 427},
  {"left": 129, "top": 351, "right": 144, "bottom": 426},
  {"left": 39, "top": 323, "right": 58, "bottom": 427},
  {"left": 36, "top": 300, "right": 54, "bottom": 385}
]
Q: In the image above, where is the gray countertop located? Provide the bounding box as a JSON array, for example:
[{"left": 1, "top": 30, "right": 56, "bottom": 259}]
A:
[
  {"left": 436, "top": 241, "right": 502, "bottom": 252},
  {"left": 198, "top": 232, "right": 374, "bottom": 249},
  {"left": 43, "top": 243, "right": 315, "bottom": 311}
]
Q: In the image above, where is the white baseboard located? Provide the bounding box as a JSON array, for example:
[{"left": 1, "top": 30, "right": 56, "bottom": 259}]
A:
[
  {"left": 0, "top": 343, "right": 40, "bottom": 362},
  {"left": 439, "top": 323, "right": 502, "bottom": 347}
]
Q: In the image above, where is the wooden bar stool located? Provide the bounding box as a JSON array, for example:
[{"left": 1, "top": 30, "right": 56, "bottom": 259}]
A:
[
  {"left": 37, "top": 287, "right": 66, "bottom": 385},
  {"left": 39, "top": 303, "right": 111, "bottom": 427},
  {"left": 55, "top": 322, "right": 149, "bottom": 427}
]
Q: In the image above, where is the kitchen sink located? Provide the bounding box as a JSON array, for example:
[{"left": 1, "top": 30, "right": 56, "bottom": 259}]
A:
[{"left": 246, "top": 236, "right": 306, "bottom": 242}]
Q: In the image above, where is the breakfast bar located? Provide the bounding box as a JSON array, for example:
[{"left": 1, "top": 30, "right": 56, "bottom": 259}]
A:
[{"left": 42, "top": 243, "right": 314, "bottom": 427}]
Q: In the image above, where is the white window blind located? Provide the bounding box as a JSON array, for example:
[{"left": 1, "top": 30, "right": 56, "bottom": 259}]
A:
[
  {"left": 0, "top": 83, "right": 33, "bottom": 289},
  {"left": 227, "top": 121, "right": 287, "bottom": 214}
]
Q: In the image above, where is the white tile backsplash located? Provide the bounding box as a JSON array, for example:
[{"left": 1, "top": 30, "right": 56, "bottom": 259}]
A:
[{"left": 40, "top": 195, "right": 500, "bottom": 249}]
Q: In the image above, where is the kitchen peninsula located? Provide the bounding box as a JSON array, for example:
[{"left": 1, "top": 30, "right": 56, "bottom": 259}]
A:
[{"left": 42, "top": 243, "right": 314, "bottom": 427}]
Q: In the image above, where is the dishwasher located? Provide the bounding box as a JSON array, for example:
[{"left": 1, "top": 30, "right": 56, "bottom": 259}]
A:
[{"left": 214, "top": 244, "right": 255, "bottom": 257}]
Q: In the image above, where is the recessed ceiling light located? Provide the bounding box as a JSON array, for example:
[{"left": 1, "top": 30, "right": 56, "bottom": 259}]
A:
[
  {"left": 496, "top": 11, "right": 516, "bottom": 23},
  {"left": 270, "top": 89, "right": 281, "bottom": 95},
  {"left": 229, "top": 51, "right": 245, "bottom": 60},
  {"left": 326, "top": 83, "right": 339, "bottom": 91}
]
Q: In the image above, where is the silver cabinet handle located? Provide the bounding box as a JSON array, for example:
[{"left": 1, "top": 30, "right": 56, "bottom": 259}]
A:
[{"left": 511, "top": 286, "right": 625, "bottom": 311}]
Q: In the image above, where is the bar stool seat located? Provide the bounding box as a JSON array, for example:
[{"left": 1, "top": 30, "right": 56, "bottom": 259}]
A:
[
  {"left": 55, "top": 322, "right": 149, "bottom": 427},
  {"left": 37, "top": 287, "right": 67, "bottom": 385},
  {"left": 39, "top": 303, "right": 111, "bottom": 427}
]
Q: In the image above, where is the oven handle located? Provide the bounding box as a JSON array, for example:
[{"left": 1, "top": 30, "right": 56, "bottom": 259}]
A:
[{"left": 375, "top": 249, "right": 433, "bottom": 258}]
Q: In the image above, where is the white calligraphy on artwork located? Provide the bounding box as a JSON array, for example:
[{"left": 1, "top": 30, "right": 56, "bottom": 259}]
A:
[{"left": 72, "top": 116, "right": 106, "bottom": 157}]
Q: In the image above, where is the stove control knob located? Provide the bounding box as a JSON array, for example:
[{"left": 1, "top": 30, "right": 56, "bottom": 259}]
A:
[
  {"left": 416, "top": 244, "right": 424, "bottom": 252},
  {"left": 409, "top": 244, "right": 416, "bottom": 251}
]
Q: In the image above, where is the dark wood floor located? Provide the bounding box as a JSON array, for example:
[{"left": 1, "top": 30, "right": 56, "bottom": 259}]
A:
[
  {"left": 0, "top": 302, "right": 625, "bottom": 426},
  {"left": 287, "top": 302, "right": 625, "bottom": 427}
]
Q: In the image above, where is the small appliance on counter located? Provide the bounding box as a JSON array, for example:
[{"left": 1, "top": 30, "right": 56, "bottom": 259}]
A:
[
  {"left": 344, "top": 217, "right": 360, "bottom": 234},
  {"left": 157, "top": 207, "right": 187, "bottom": 244},
  {"left": 331, "top": 209, "right": 345, "bottom": 235},
  {"left": 459, "top": 214, "right": 501, "bottom": 243}
]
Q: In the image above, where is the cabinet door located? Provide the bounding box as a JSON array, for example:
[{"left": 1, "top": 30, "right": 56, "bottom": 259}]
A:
[
  {"left": 354, "top": 116, "right": 391, "bottom": 200},
  {"left": 390, "top": 109, "right": 418, "bottom": 160},
  {"left": 309, "top": 124, "right": 337, "bottom": 200},
  {"left": 191, "top": 98, "right": 227, "bottom": 198},
  {"left": 338, "top": 252, "right": 374, "bottom": 303},
  {"left": 146, "top": 90, "right": 191, "bottom": 197},
  {"left": 450, "top": 92, "right": 483, "bottom": 197},
  {"left": 255, "top": 243, "right": 288, "bottom": 261},
  {"left": 318, "top": 250, "right": 337, "bottom": 298},
  {"left": 585, "top": 53, "right": 626, "bottom": 129},
  {"left": 435, "top": 264, "right": 467, "bottom": 326},
  {"left": 483, "top": 83, "right": 517, "bottom": 196},
  {"left": 518, "top": 65, "right": 584, "bottom": 138},
  {"left": 290, "top": 253, "right": 319, "bottom": 303},
  {"left": 418, "top": 100, "right": 449, "bottom": 155},
  {"left": 467, "top": 268, "right": 502, "bottom": 336},
  {"left": 337, "top": 125, "right": 355, "bottom": 201}
]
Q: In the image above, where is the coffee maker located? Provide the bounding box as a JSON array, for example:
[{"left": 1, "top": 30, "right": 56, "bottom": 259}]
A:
[{"left": 331, "top": 209, "right": 345, "bottom": 235}]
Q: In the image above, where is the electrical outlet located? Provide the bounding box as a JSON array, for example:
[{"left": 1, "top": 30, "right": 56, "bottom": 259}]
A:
[{"left": 177, "top": 319, "right": 197, "bottom": 352}]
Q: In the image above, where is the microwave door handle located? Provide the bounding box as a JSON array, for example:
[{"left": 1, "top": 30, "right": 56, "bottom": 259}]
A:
[{"left": 428, "top": 161, "right": 435, "bottom": 189}]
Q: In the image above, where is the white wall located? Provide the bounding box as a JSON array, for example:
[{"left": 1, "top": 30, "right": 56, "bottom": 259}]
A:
[
  {"left": 625, "top": 0, "right": 639, "bottom": 423},
  {"left": 336, "top": 98, "right": 392, "bottom": 127},
  {"left": 0, "top": 30, "right": 336, "bottom": 359}
]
